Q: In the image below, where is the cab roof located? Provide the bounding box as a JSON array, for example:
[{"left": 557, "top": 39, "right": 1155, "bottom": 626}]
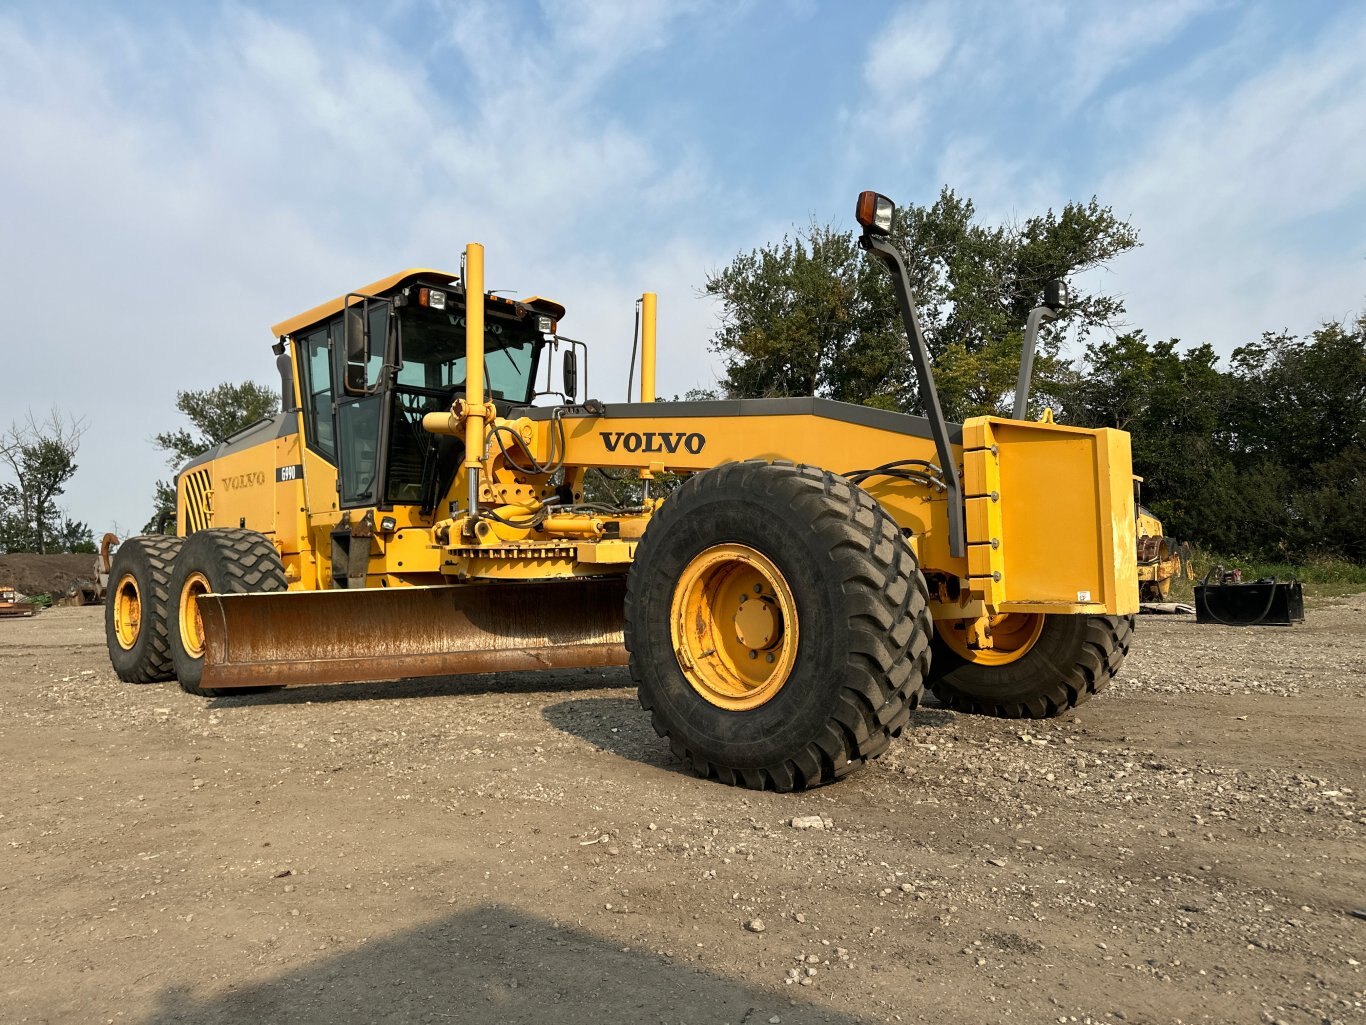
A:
[
  {"left": 270, "top": 268, "right": 567, "bottom": 340},
  {"left": 271, "top": 269, "right": 455, "bottom": 339}
]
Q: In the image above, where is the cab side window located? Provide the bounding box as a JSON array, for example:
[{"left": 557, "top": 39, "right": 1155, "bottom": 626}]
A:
[{"left": 300, "top": 327, "right": 336, "bottom": 461}]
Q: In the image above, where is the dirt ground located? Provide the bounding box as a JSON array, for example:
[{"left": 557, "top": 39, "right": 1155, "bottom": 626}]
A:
[{"left": 1, "top": 602, "right": 1362, "bottom": 1025}]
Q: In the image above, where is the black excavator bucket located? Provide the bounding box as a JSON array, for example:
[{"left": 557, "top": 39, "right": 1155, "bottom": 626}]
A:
[{"left": 1195, "top": 578, "right": 1304, "bottom": 626}]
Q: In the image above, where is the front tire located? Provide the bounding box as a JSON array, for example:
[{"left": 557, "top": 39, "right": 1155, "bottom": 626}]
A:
[
  {"left": 168, "top": 529, "right": 288, "bottom": 696},
  {"left": 927, "top": 614, "right": 1134, "bottom": 718},
  {"left": 105, "top": 536, "right": 183, "bottom": 683},
  {"left": 625, "top": 461, "right": 932, "bottom": 791}
]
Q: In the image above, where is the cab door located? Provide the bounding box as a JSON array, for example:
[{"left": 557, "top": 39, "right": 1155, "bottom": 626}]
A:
[{"left": 334, "top": 300, "right": 394, "bottom": 509}]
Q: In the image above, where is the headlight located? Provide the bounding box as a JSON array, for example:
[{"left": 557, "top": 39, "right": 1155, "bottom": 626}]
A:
[
  {"left": 855, "top": 191, "right": 895, "bottom": 236},
  {"left": 417, "top": 287, "right": 447, "bottom": 310},
  {"left": 1044, "top": 279, "right": 1068, "bottom": 311}
]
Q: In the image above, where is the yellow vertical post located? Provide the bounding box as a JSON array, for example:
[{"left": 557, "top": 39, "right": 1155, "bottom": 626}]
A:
[
  {"left": 640, "top": 291, "right": 657, "bottom": 403},
  {"left": 464, "top": 243, "right": 486, "bottom": 515}
]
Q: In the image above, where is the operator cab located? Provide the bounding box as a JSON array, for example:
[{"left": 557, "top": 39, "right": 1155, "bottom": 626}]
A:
[{"left": 274, "top": 270, "right": 565, "bottom": 515}]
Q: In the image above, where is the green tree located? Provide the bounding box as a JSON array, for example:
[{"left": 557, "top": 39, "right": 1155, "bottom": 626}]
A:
[
  {"left": 1224, "top": 315, "right": 1366, "bottom": 559},
  {"left": 704, "top": 225, "right": 906, "bottom": 407},
  {"left": 1064, "top": 315, "right": 1366, "bottom": 562},
  {"left": 1228, "top": 317, "right": 1366, "bottom": 470},
  {"left": 1061, "top": 333, "right": 1238, "bottom": 549},
  {"left": 146, "top": 381, "right": 280, "bottom": 531},
  {"left": 705, "top": 187, "right": 1139, "bottom": 420},
  {"left": 0, "top": 411, "right": 90, "bottom": 553}
]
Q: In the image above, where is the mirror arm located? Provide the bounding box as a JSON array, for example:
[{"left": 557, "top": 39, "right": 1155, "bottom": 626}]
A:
[
  {"left": 859, "top": 232, "right": 965, "bottom": 560},
  {"left": 1012, "top": 305, "right": 1057, "bottom": 420}
]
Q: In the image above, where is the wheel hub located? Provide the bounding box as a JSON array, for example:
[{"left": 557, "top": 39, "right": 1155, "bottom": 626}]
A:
[
  {"left": 670, "top": 543, "right": 798, "bottom": 711},
  {"left": 733, "top": 595, "right": 779, "bottom": 650},
  {"left": 113, "top": 574, "right": 141, "bottom": 651},
  {"left": 178, "top": 571, "right": 212, "bottom": 660}
]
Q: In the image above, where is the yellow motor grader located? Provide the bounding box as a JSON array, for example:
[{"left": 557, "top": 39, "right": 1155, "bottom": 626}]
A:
[{"left": 106, "top": 192, "right": 1137, "bottom": 790}]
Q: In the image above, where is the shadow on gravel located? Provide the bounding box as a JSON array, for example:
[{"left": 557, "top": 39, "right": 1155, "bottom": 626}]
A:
[
  {"left": 206, "top": 665, "right": 634, "bottom": 709},
  {"left": 541, "top": 695, "right": 677, "bottom": 771},
  {"left": 908, "top": 703, "right": 956, "bottom": 726},
  {"left": 135, "top": 904, "right": 869, "bottom": 1025},
  {"left": 540, "top": 696, "right": 960, "bottom": 780}
]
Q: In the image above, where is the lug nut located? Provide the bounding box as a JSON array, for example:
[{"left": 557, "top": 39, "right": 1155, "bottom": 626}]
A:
[
  {"left": 766, "top": 653, "right": 775, "bottom": 664},
  {"left": 748, "top": 650, "right": 758, "bottom": 660}
]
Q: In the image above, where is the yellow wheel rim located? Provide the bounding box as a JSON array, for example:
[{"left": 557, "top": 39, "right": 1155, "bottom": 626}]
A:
[
  {"left": 669, "top": 543, "right": 799, "bottom": 711},
  {"left": 178, "top": 571, "right": 212, "bottom": 660},
  {"left": 940, "top": 612, "right": 1045, "bottom": 666},
  {"left": 113, "top": 574, "right": 142, "bottom": 651}
]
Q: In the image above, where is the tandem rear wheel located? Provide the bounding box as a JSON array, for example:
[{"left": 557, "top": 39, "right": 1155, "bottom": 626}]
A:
[
  {"left": 106, "top": 535, "right": 184, "bottom": 684},
  {"left": 927, "top": 613, "right": 1134, "bottom": 718},
  {"left": 624, "top": 460, "right": 933, "bottom": 792},
  {"left": 167, "top": 529, "right": 289, "bottom": 696}
]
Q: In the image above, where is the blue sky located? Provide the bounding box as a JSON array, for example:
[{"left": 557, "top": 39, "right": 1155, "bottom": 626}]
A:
[{"left": 2, "top": 0, "right": 1363, "bottom": 535}]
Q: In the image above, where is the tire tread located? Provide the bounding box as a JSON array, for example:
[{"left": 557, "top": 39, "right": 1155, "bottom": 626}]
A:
[
  {"left": 928, "top": 613, "right": 1134, "bottom": 718},
  {"left": 625, "top": 459, "right": 931, "bottom": 791}
]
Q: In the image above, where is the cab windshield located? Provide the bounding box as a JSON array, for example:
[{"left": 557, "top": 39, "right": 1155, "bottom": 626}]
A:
[
  {"left": 396, "top": 307, "right": 539, "bottom": 403},
  {"left": 379, "top": 303, "right": 543, "bottom": 508}
]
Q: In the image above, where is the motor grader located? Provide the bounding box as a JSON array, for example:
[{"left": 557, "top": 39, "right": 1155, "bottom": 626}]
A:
[{"left": 106, "top": 192, "right": 1137, "bottom": 791}]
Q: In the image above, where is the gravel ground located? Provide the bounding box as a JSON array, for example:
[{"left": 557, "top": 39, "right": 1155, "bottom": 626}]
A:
[{"left": 1, "top": 602, "right": 1362, "bottom": 1025}]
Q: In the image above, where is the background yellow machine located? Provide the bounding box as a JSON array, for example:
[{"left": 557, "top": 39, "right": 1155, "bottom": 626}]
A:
[
  {"left": 106, "top": 192, "right": 1138, "bottom": 791},
  {"left": 1136, "top": 504, "right": 1188, "bottom": 601}
]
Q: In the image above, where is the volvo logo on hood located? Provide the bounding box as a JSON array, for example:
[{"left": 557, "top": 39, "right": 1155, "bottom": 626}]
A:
[{"left": 599, "top": 431, "right": 706, "bottom": 456}]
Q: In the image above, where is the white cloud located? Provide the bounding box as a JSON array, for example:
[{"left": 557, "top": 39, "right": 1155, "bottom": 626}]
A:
[
  {"left": 1065, "top": 0, "right": 1214, "bottom": 109},
  {"left": 864, "top": 2, "right": 955, "bottom": 97},
  {"left": 1100, "top": 7, "right": 1366, "bottom": 347},
  {"left": 847, "top": 0, "right": 1363, "bottom": 360},
  {"left": 847, "top": 1, "right": 1211, "bottom": 178},
  {"left": 0, "top": 4, "right": 731, "bottom": 536}
]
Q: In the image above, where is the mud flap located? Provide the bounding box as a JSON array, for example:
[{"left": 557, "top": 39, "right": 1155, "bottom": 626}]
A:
[{"left": 196, "top": 577, "right": 628, "bottom": 689}]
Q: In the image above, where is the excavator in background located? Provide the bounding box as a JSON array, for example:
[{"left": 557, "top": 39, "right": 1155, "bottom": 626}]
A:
[
  {"left": 63, "top": 533, "right": 121, "bottom": 606},
  {"left": 106, "top": 191, "right": 1139, "bottom": 791}
]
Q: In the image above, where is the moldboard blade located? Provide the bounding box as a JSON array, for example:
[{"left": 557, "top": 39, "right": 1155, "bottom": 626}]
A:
[{"left": 197, "top": 577, "right": 628, "bottom": 689}]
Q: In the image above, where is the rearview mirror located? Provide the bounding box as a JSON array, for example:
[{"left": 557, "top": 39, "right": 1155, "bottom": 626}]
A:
[
  {"left": 562, "top": 349, "right": 579, "bottom": 403},
  {"left": 342, "top": 296, "right": 391, "bottom": 396}
]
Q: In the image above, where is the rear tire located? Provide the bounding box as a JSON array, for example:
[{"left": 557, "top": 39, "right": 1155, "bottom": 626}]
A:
[
  {"left": 927, "top": 614, "right": 1134, "bottom": 718},
  {"left": 168, "top": 529, "right": 288, "bottom": 696},
  {"left": 105, "top": 536, "right": 183, "bottom": 683},
  {"left": 625, "top": 461, "right": 932, "bottom": 791}
]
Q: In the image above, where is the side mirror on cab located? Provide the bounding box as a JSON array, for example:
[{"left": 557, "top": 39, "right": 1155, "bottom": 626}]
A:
[
  {"left": 562, "top": 349, "right": 579, "bottom": 404},
  {"left": 342, "top": 295, "right": 392, "bottom": 396}
]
